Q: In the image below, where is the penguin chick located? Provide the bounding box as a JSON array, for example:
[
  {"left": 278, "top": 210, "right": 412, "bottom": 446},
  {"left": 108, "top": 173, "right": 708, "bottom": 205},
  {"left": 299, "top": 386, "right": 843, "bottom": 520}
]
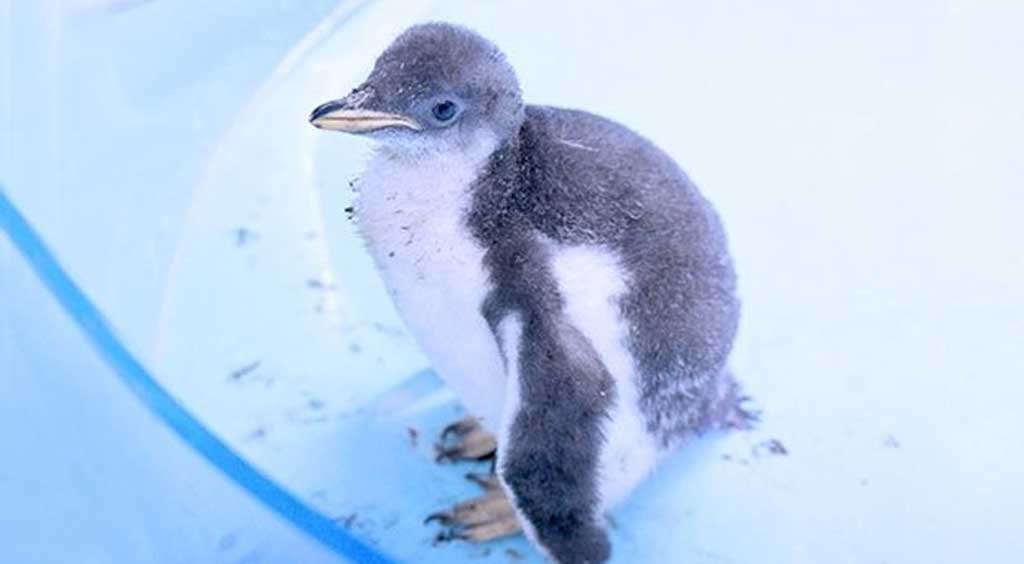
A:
[{"left": 310, "top": 22, "right": 753, "bottom": 564}]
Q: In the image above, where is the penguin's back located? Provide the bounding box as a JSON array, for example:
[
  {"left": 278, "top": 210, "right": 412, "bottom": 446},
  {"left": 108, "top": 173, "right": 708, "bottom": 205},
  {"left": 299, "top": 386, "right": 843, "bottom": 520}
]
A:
[{"left": 478, "top": 104, "right": 743, "bottom": 447}]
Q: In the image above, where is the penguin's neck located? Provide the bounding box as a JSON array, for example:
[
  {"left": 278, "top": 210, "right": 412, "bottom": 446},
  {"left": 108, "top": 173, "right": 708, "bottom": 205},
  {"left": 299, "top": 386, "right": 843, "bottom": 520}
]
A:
[{"left": 353, "top": 132, "right": 499, "bottom": 266}]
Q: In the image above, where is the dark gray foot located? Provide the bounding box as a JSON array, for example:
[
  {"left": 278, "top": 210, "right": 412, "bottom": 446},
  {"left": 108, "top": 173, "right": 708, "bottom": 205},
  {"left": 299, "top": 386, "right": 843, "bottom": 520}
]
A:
[
  {"left": 434, "top": 416, "right": 497, "bottom": 463},
  {"left": 426, "top": 472, "right": 521, "bottom": 542}
]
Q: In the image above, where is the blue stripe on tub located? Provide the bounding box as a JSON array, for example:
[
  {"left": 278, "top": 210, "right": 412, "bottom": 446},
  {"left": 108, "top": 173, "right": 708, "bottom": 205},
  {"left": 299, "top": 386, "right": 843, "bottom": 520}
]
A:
[{"left": 0, "top": 188, "right": 398, "bottom": 564}]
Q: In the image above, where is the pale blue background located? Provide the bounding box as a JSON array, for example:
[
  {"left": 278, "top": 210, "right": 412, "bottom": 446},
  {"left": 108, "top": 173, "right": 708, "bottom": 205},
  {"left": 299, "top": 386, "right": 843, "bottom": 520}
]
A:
[{"left": 2, "top": 1, "right": 1022, "bottom": 563}]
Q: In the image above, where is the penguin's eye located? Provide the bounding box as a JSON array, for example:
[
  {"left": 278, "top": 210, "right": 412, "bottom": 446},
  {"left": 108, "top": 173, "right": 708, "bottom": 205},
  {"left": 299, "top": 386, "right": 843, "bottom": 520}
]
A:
[{"left": 431, "top": 100, "right": 459, "bottom": 122}]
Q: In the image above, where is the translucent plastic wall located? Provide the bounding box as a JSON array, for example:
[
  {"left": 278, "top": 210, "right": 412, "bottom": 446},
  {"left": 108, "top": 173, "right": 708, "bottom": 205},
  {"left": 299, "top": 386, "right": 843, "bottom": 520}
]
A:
[{"left": 2, "top": 1, "right": 1023, "bottom": 563}]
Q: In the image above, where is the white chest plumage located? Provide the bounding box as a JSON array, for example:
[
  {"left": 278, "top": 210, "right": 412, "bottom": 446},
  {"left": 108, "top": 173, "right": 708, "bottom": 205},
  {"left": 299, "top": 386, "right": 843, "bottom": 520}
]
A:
[
  {"left": 354, "top": 136, "right": 507, "bottom": 430},
  {"left": 546, "top": 244, "right": 662, "bottom": 510}
]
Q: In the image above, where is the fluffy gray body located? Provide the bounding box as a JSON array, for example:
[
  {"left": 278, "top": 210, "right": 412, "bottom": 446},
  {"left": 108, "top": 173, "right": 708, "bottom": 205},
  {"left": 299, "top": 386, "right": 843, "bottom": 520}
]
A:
[
  {"left": 473, "top": 104, "right": 746, "bottom": 444},
  {"left": 312, "top": 22, "right": 751, "bottom": 564}
]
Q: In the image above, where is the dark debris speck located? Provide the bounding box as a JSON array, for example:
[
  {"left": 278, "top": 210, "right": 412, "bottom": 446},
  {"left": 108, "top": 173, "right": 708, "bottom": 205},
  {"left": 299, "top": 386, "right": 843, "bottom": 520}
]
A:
[
  {"left": 228, "top": 361, "right": 261, "bottom": 381},
  {"left": 243, "top": 427, "right": 267, "bottom": 442},
  {"left": 335, "top": 513, "right": 358, "bottom": 529},
  {"left": 217, "top": 533, "right": 237, "bottom": 551},
  {"left": 307, "top": 278, "right": 337, "bottom": 291},
  {"left": 235, "top": 228, "right": 253, "bottom": 246},
  {"left": 753, "top": 438, "right": 789, "bottom": 458}
]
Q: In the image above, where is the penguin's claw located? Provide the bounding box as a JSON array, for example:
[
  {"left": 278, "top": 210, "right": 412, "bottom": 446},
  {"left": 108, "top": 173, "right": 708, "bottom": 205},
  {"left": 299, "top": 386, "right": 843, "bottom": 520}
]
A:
[
  {"left": 440, "top": 416, "right": 478, "bottom": 440},
  {"left": 465, "top": 472, "right": 502, "bottom": 492},
  {"left": 426, "top": 474, "right": 521, "bottom": 543},
  {"left": 435, "top": 417, "right": 497, "bottom": 463},
  {"left": 449, "top": 514, "right": 521, "bottom": 543}
]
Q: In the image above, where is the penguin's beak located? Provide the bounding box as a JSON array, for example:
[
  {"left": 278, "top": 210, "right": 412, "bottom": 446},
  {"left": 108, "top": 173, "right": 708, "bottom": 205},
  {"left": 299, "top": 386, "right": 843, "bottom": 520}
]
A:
[{"left": 309, "top": 99, "right": 421, "bottom": 133}]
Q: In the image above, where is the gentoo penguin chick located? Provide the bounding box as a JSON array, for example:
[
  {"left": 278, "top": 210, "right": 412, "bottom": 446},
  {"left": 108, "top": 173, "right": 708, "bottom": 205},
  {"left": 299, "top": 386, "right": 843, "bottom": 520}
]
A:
[{"left": 310, "top": 22, "right": 753, "bottom": 564}]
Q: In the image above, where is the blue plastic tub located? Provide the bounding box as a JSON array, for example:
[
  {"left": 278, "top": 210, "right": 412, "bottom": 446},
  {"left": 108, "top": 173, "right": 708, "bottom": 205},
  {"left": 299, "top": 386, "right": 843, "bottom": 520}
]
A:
[{"left": 3, "top": 1, "right": 1023, "bottom": 563}]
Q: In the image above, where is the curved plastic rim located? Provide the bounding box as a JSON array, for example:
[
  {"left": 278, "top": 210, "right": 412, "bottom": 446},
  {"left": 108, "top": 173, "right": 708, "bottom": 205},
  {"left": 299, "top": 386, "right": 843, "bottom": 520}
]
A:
[{"left": 0, "top": 188, "right": 399, "bottom": 564}]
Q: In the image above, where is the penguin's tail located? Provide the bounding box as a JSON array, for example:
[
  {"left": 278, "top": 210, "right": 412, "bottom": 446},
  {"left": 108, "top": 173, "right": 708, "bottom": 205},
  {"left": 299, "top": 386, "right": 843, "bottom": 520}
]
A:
[{"left": 714, "top": 370, "right": 760, "bottom": 432}]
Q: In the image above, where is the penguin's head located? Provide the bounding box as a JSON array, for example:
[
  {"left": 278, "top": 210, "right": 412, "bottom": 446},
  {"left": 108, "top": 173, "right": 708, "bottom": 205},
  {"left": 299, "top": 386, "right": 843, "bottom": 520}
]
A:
[{"left": 310, "top": 22, "right": 523, "bottom": 156}]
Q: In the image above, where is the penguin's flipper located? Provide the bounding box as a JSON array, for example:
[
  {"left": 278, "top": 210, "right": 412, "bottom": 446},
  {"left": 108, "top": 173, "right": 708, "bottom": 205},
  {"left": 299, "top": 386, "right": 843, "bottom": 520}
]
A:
[
  {"left": 434, "top": 416, "right": 497, "bottom": 463},
  {"left": 496, "top": 316, "right": 615, "bottom": 564},
  {"left": 426, "top": 472, "right": 521, "bottom": 542}
]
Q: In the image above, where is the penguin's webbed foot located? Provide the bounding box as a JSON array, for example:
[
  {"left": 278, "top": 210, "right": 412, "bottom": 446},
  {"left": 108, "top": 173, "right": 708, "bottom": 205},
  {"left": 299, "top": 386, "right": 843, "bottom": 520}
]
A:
[
  {"left": 426, "top": 472, "right": 521, "bottom": 543},
  {"left": 434, "top": 416, "right": 497, "bottom": 464}
]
